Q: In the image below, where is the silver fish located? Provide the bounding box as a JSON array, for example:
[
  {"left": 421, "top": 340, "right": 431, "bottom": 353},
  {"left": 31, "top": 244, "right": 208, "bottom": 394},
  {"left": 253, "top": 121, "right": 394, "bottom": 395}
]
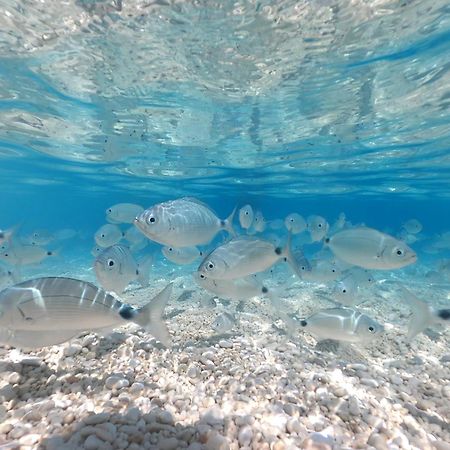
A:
[
  {"left": 401, "top": 287, "right": 450, "bottom": 341},
  {"left": 332, "top": 276, "right": 359, "bottom": 306},
  {"left": 325, "top": 227, "right": 417, "bottom": 270},
  {"left": 284, "top": 213, "right": 306, "bottom": 234},
  {"left": 134, "top": 197, "right": 235, "bottom": 247},
  {"left": 95, "top": 224, "right": 123, "bottom": 248},
  {"left": 302, "top": 259, "right": 341, "bottom": 283},
  {"left": 22, "top": 229, "right": 54, "bottom": 246},
  {"left": 0, "top": 277, "right": 172, "bottom": 348},
  {"left": 94, "top": 245, "right": 152, "bottom": 294},
  {"left": 307, "top": 215, "right": 329, "bottom": 242},
  {"left": 106, "top": 203, "right": 144, "bottom": 224},
  {"left": 198, "top": 235, "right": 300, "bottom": 280},
  {"left": 0, "top": 266, "right": 17, "bottom": 289},
  {"left": 402, "top": 219, "right": 422, "bottom": 235},
  {"left": 212, "top": 312, "right": 236, "bottom": 334},
  {"left": 162, "top": 246, "right": 203, "bottom": 265},
  {"left": 0, "top": 244, "right": 58, "bottom": 266},
  {"left": 253, "top": 210, "right": 266, "bottom": 233},
  {"left": 298, "top": 307, "right": 383, "bottom": 343},
  {"left": 239, "top": 204, "right": 254, "bottom": 230},
  {"left": 0, "top": 225, "right": 18, "bottom": 245}
]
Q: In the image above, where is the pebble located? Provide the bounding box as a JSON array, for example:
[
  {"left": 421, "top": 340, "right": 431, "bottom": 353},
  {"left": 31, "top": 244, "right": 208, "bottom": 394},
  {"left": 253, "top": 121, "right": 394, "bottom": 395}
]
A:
[
  {"left": 360, "top": 378, "right": 379, "bottom": 388},
  {"left": 367, "top": 432, "right": 388, "bottom": 450},
  {"left": 390, "top": 375, "right": 403, "bottom": 385},
  {"left": 105, "top": 375, "right": 129, "bottom": 390},
  {"left": 202, "top": 406, "right": 225, "bottom": 426},
  {"left": 219, "top": 340, "right": 233, "bottom": 349},
  {"left": 84, "top": 434, "right": 105, "bottom": 450},
  {"left": 19, "top": 434, "right": 41, "bottom": 446},
  {"left": 84, "top": 412, "right": 111, "bottom": 425},
  {"left": 9, "top": 426, "right": 27, "bottom": 439},
  {"left": 158, "top": 437, "right": 180, "bottom": 450},
  {"left": 63, "top": 343, "right": 83, "bottom": 357},
  {"left": 0, "top": 383, "right": 15, "bottom": 402},
  {"left": 238, "top": 425, "right": 253, "bottom": 446}
]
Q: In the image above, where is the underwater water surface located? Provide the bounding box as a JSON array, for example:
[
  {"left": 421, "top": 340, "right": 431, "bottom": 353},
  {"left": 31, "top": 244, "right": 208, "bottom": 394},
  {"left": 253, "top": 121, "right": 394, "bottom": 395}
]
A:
[{"left": 0, "top": 1, "right": 449, "bottom": 449}]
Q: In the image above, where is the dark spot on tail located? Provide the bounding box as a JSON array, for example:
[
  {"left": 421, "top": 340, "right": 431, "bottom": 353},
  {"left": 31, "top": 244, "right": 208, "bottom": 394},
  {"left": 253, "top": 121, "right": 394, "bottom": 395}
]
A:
[
  {"left": 47, "top": 251, "right": 53, "bottom": 256},
  {"left": 119, "top": 305, "right": 135, "bottom": 320},
  {"left": 325, "top": 238, "right": 330, "bottom": 244},
  {"left": 438, "top": 309, "right": 450, "bottom": 320},
  {"left": 262, "top": 286, "right": 268, "bottom": 294},
  {"left": 275, "top": 247, "right": 282, "bottom": 255},
  {"left": 220, "top": 220, "right": 225, "bottom": 227},
  {"left": 300, "top": 320, "right": 307, "bottom": 327}
]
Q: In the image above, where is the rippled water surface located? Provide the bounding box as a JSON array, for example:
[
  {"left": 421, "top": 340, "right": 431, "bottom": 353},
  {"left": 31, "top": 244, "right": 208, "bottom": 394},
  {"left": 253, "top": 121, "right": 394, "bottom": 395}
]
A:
[{"left": 1, "top": 0, "right": 450, "bottom": 200}]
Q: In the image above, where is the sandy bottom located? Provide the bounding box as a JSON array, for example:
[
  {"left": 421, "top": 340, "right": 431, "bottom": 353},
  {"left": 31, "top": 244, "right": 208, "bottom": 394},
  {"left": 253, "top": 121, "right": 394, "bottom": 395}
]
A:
[{"left": 0, "top": 270, "right": 449, "bottom": 450}]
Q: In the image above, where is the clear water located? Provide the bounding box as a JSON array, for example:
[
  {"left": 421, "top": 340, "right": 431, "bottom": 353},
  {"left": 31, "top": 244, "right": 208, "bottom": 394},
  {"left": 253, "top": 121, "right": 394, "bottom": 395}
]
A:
[{"left": 0, "top": 0, "right": 450, "bottom": 448}]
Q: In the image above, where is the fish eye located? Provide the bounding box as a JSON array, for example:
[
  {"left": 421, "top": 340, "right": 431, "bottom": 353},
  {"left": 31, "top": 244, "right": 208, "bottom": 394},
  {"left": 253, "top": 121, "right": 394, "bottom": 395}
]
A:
[
  {"left": 342, "top": 289, "right": 346, "bottom": 293},
  {"left": 107, "top": 259, "right": 115, "bottom": 267},
  {"left": 107, "top": 209, "right": 112, "bottom": 213},
  {"left": 149, "top": 217, "right": 156, "bottom": 223},
  {"left": 318, "top": 223, "right": 322, "bottom": 228},
  {"left": 200, "top": 274, "right": 205, "bottom": 279},
  {"left": 245, "top": 211, "right": 249, "bottom": 215},
  {"left": 207, "top": 262, "right": 214, "bottom": 270},
  {"left": 396, "top": 248, "right": 404, "bottom": 256},
  {"left": 168, "top": 247, "right": 173, "bottom": 252},
  {"left": 368, "top": 326, "right": 375, "bottom": 332},
  {"left": 101, "top": 234, "right": 105, "bottom": 238}
]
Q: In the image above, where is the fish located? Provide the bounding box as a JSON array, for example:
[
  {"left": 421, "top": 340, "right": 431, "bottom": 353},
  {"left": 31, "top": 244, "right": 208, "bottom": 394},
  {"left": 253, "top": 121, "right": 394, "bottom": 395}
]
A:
[
  {"left": 212, "top": 312, "right": 236, "bottom": 334},
  {"left": 106, "top": 203, "right": 144, "bottom": 224},
  {"left": 162, "top": 246, "right": 203, "bottom": 265},
  {"left": 329, "top": 213, "right": 346, "bottom": 234},
  {"left": 284, "top": 213, "right": 307, "bottom": 234},
  {"left": 0, "top": 266, "right": 17, "bottom": 289},
  {"left": 195, "top": 272, "right": 272, "bottom": 300},
  {"left": 345, "top": 267, "right": 375, "bottom": 289},
  {"left": 400, "top": 287, "right": 450, "bottom": 341},
  {"left": 0, "top": 244, "right": 58, "bottom": 266},
  {"left": 0, "top": 277, "right": 172, "bottom": 348},
  {"left": 91, "top": 245, "right": 103, "bottom": 257},
  {"left": 332, "top": 276, "right": 359, "bottom": 306},
  {"left": 197, "top": 235, "right": 302, "bottom": 280},
  {"left": 302, "top": 259, "right": 341, "bottom": 283},
  {"left": 297, "top": 307, "right": 383, "bottom": 343},
  {"left": 402, "top": 219, "right": 422, "bottom": 235},
  {"left": 0, "top": 225, "right": 18, "bottom": 245},
  {"left": 307, "top": 215, "right": 329, "bottom": 242},
  {"left": 94, "top": 245, "right": 153, "bottom": 294},
  {"left": 325, "top": 227, "right": 417, "bottom": 270},
  {"left": 253, "top": 210, "right": 266, "bottom": 233},
  {"left": 239, "top": 204, "right": 254, "bottom": 230},
  {"left": 95, "top": 224, "right": 124, "bottom": 248},
  {"left": 22, "top": 229, "right": 54, "bottom": 246},
  {"left": 134, "top": 197, "right": 235, "bottom": 247}
]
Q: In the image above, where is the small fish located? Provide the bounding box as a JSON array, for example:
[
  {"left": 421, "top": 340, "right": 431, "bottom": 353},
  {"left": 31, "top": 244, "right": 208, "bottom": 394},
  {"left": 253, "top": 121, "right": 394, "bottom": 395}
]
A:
[
  {"left": 0, "top": 266, "right": 17, "bottom": 289},
  {"left": 332, "top": 276, "right": 359, "bottom": 306},
  {"left": 284, "top": 213, "right": 306, "bottom": 234},
  {"left": 325, "top": 227, "right": 417, "bottom": 270},
  {"left": 329, "top": 213, "right": 346, "bottom": 234},
  {"left": 22, "top": 229, "right": 54, "bottom": 246},
  {"left": 212, "top": 312, "right": 236, "bottom": 334},
  {"left": 239, "top": 205, "right": 254, "bottom": 230},
  {"left": 0, "top": 245, "right": 58, "bottom": 266},
  {"left": 91, "top": 245, "right": 103, "bottom": 257},
  {"left": 106, "top": 203, "right": 144, "bottom": 224},
  {"left": 253, "top": 210, "right": 266, "bottom": 233},
  {"left": 94, "top": 245, "right": 152, "bottom": 294},
  {"left": 297, "top": 307, "right": 383, "bottom": 343},
  {"left": 400, "top": 287, "right": 450, "bottom": 341},
  {"left": 0, "top": 277, "right": 172, "bottom": 348},
  {"left": 162, "top": 246, "right": 203, "bottom": 265},
  {"left": 134, "top": 197, "right": 235, "bottom": 247},
  {"left": 307, "top": 215, "right": 329, "bottom": 242},
  {"left": 95, "top": 224, "right": 123, "bottom": 248},
  {"left": 199, "top": 296, "right": 217, "bottom": 309},
  {"left": 0, "top": 225, "right": 18, "bottom": 245},
  {"left": 302, "top": 259, "right": 341, "bottom": 283},
  {"left": 195, "top": 272, "right": 271, "bottom": 300},
  {"left": 402, "top": 219, "right": 422, "bottom": 235},
  {"left": 345, "top": 267, "right": 375, "bottom": 289},
  {"left": 198, "top": 235, "right": 302, "bottom": 280}
]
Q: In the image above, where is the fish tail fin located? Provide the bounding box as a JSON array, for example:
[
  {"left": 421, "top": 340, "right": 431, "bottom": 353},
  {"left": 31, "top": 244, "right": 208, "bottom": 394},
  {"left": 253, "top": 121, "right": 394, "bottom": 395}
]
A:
[
  {"left": 133, "top": 283, "right": 172, "bottom": 346},
  {"left": 282, "top": 231, "right": 308, "bottom": 280},
  {"left": 222, "top": 207, "right": 237, "bottom": 237},
  {"left": 137, "top": 253, "right": 154, "bottom": 287},
  {"left": 3, "top": 223, "right": 21, "bottom": 243},
  {"left": 400, "top": 286, "right": 435, "bottom": 341}
]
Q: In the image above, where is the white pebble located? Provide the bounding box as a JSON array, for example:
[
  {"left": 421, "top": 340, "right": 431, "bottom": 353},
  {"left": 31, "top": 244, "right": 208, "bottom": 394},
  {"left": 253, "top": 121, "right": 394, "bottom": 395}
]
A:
[
  {"left": 64, "top": 343, "right": 82, "bottom": 357},
  {"left": 201, "top": 406, "right": 225, "bottom": 426},
  {"left": 238, "top": 425, "right": 253, "bottom": 446},
  {"left": 218, "top": 340, "right": 233, "bottom": 349},
  {"left": 19, "top": 434, "right": 40, "bottom": 446},
  {"left": 105, "top": 375, "right": 129, "bottom": 390}
]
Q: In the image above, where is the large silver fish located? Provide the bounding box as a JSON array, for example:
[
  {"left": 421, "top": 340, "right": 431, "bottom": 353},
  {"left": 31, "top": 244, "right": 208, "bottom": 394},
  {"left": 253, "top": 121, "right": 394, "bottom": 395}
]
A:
[
  {"left": 134, "top": 197, "right": 235, "bottom": 247},
  {"left": 297, "top": 307, "right": 383, "bottom": 343},
  {"left": 0, "top": 277, "right": 172, "bottom": 349},
  {"left": 325, "top": 227, "right": 417, "bottom": 270},
  {"left": 94, "top": 245, "right": 153, "bottom": 294},
  {"left": 197, "top": 235, "right": 301, "bottom": 280}
]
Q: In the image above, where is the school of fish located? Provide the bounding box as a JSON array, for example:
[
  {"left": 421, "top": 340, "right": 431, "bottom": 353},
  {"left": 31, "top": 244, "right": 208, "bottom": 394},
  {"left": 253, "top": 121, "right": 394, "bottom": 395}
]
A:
[{"left": 0, "top": 196, "right": 448, "bottom": 350}]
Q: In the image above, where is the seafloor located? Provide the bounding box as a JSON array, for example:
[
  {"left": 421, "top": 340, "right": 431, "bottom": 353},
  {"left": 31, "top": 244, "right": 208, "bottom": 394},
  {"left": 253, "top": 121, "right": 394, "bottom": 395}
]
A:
[{"left": 0, "top": 267, "right": 448, "bottom": 450}]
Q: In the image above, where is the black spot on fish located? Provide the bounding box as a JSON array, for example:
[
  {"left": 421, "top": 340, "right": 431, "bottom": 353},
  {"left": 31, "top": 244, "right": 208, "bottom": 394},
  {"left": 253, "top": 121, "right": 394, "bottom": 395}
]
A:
[
  {"left": 220, "top": 220, "right": 225, "bottom": 227},
  {"left": 438, "top": 309, "right": 450, "bottom": 320},
  {"left": 300, "top": 320, "right": 307, "bottom": 327},
  {"left": 47, "top": 251, "right": 52, "bottom": 256},
  {"left": 325, "top": 238, "right": 330, "bottom": 244},
  {"left": 119, "top": 305, "right": 135, "bottom": 320},
  {"left": 262, "top": 286, "right": 268, "bottom": 294},
  {"left": 275, "top": 247, "right": 282, "bottom": 255}
]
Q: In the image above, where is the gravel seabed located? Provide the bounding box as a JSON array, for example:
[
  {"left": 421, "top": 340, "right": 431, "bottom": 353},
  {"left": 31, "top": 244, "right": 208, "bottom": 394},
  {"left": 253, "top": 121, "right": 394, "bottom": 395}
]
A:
[{"left": 0, "top": 272, "right": 449, "bottom": 450}]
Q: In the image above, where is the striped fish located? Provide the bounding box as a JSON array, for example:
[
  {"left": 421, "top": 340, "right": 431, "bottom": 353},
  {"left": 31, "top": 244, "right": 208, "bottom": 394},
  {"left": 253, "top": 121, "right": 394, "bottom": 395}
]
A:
[{"left": 0, "top": 277, "right": 172, "bottom": 349}]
